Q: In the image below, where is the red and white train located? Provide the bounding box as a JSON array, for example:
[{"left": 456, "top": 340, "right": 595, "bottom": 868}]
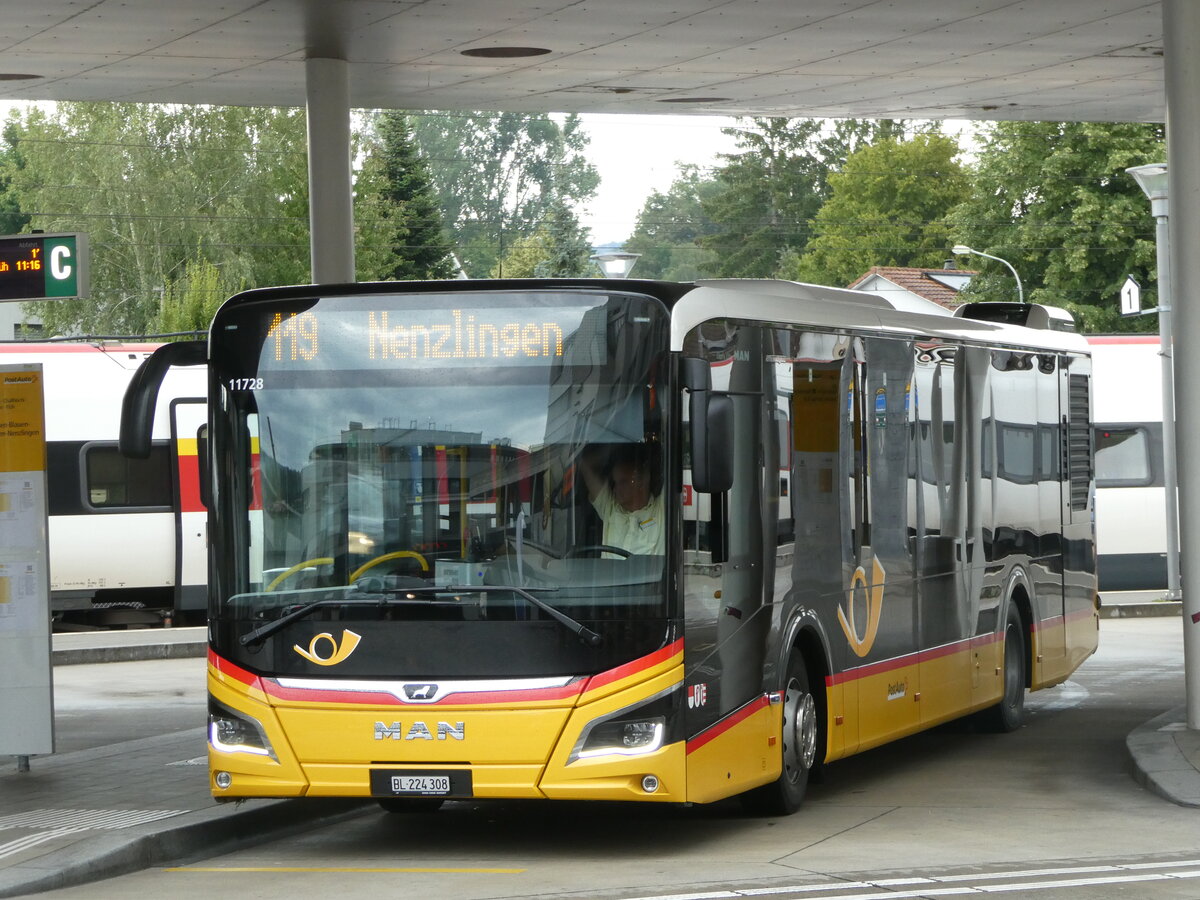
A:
[{"left": 0, "top": 341, "right": 208, "bottom": 626}]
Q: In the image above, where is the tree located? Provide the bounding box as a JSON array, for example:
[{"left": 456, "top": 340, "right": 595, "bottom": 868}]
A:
[
  {"left": 0, "top": 120, "right": 30, "bottom": 237},
  {"left": 3, "top": 102, "right": 311, "bottom": 336},
  {"left": 410, "top": 111, "right": 599, "bottom": 277},
  {"left": 624, "top": 165, "right": 721, "bottom": 281},
  {"left": 358, "top": 112, "right": 457, "bottom": 281},
  {"left": 783, "top": 133, "right": 968, "bottom": 287},
  {"left": 946, "top": 120, "right": 1165, "bottom": 332},
  {"left": 490, "top": 200, "right": 595, "bottom": 278},
  {"left": 700, "top": 118, "right": 907, "bottom": 277},
  {"left": 151, "top": 257, "right": 233, "bottom": 335}
]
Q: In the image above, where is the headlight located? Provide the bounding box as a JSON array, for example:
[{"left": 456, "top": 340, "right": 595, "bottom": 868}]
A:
[
  {"left": 578, "top": 717, "right": 665, "bottom": 758},
  {"left": 570, "top": 687, "right": 678, "bottom": 763},
  {"left": 208, "top": 699, "right": 277, "bottom": 761}
]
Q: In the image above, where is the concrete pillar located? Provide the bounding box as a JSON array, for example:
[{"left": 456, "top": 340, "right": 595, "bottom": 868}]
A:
[
  {"left": 305, "top": 57, "right": 355, "bottom": 284},
  {"left": 1163, "top": 0, "right": 1200, "bottom": 729}
]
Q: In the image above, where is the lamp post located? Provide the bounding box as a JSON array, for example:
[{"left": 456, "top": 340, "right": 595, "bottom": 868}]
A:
[
  {"left": 590, "top": 252, "right": 641, "bottom": 278},
  {"left": 1127, "top": 163, "right": 1182, "bottom": 609},
  {"left": 952, "top": 244, "right": 1025, "bottom": 304}
]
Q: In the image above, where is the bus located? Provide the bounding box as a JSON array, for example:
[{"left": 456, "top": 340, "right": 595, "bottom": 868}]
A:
[
  {"left": 1089, "top": 334, "right": 1169, "bottom": 592},
  {"left": 121, "top": 279, "right": 1099, "bottom": 814},
  {"left": 0, "top": 341, "right": 208, "bottom": 627}
]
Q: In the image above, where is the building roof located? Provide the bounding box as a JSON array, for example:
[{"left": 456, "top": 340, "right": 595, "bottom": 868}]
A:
[{"left": 848, "top": 266, "right": 977, "bottom": 311}]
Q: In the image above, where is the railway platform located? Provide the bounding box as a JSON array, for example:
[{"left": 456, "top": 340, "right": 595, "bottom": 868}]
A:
[{"left": 0, "top": 594, "right": 1195, "bottom": 898}]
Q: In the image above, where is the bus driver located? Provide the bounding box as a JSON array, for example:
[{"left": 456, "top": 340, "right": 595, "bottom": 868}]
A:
[{"left": 579, "top": 444, "right": 665, "bottom": 556}]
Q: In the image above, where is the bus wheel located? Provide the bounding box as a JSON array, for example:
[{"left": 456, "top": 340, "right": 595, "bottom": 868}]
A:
[
  {"left": 981, "top": 604, "right": 1026, "bottom": 733},
  {"left": 739, "top": 653, "right": 818, "bottom": 816},
  {"left": 377, "top": 798, "right": 445, "bottom": 814}
]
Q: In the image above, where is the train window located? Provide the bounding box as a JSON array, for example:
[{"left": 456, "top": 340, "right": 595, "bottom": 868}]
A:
[
  {"left": 1094, "top": 425, "right": 1152, "bottom": 488},
  {"left": 84, "top": 443, "right": 173, "bottom": 509}
]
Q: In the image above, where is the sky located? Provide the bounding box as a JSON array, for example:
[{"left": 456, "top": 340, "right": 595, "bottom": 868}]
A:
[{"left": 573, "top": 113, "right": 739, "bottom": 246}]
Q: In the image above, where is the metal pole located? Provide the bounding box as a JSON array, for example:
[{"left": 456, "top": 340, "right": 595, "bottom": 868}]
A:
[
  {"left": 1163, "top": 0, "right": 1200, "bottom": 729},
  {"left": 305, "top": 57, "right": 355, "bottom": 284},
  {"left": 1153, "top": 209, "right": 1182, "bottom": 601}
]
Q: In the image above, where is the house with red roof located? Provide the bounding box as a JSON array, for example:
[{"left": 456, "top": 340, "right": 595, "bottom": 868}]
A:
[{"left": 848, "top": 265, "right": 976, "bottom": 315}]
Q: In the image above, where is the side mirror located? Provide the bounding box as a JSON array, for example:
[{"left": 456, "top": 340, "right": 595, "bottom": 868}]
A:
[
  {"left": 120, "top": 340, "right": 206, "bottom": 458},
  {"left": 681, "top": 357, "right": 733, "bottom": 494}
]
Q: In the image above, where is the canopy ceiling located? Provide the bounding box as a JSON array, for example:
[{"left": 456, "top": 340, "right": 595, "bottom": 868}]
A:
[{"left": 0, "top": 0, "right": 1165, "bottom": 122}]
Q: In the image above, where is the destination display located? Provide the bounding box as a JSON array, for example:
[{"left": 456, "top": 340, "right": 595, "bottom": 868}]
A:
[{"left": 259, "top": 303, "right": 605, "bottom": 371}]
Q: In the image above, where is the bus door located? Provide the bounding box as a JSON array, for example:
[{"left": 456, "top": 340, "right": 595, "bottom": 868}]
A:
[
  {"left": 170, "top": 397, "right": 208, "bottom": 618},
  {"left": 843, "top": 339, "right": 921, "bottom": 747},
  {"left": 913, "top": 343, "right": 987, "bottom": 724},
  {"left": 1062, "top": 363, "right": 1096, "bottom": 671},
  {"left": 681, "top": 324, "right": 770, "bottom": 788},
  {"left": 1034, "top": 356, "right": 1067, "bottom": 675}
]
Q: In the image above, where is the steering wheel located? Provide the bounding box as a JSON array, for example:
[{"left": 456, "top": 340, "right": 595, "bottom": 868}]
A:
[
  {"left": 349, "top": 550, "right": 431, "bottom": 583},
  {"left": 565, "top": 544, "right": 632, "bottom": 559},
  {"left": 264, "top": 557, "right": 333, "bottom": 592}
]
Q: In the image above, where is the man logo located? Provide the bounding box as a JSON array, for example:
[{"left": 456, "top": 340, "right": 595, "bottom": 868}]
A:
[
  {"left": 404, "top": 684, "right": 438, "bottom": 701},
  {"left": 292, "top": 629, "right": 361, "bottom": 666}
]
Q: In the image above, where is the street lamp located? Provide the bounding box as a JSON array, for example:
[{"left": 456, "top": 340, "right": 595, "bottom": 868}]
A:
[
  {"left": 952, "top": 244, "right": 1025, "bottom": 304},
  {"left": 590, "top": 252, "right": 641, "bottom": 278},
  {"left": 1127, "top": 162, "right": 1182, "bottom": 606}
]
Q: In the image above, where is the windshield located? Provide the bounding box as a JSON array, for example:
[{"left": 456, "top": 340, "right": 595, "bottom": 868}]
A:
[{"left": 208, "top": 287, "right": 673, "bottom": 678}]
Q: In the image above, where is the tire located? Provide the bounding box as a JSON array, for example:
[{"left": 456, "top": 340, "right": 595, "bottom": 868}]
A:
[
  {"left": 739, "top": 653, "right": 819, "bottom": 816},
  {"left": 377, "top": 797, "right": 445, "bottom": 814},
  {"left": 981, "top": 604, "right": 1026, "bottom": 733}
]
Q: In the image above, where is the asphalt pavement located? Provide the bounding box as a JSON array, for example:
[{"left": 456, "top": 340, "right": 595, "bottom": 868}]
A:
[{"left": 0, "top": 591, "right": 1195, "bottom": 899}]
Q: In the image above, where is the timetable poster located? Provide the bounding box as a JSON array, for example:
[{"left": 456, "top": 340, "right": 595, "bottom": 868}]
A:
[{"left": 0, "top": 364, "right": 53, "bottom": 756}]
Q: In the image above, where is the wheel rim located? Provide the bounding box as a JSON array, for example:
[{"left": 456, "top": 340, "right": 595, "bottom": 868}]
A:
[{"left": 782, "top": 676, "right": 818, "bottom": 782}]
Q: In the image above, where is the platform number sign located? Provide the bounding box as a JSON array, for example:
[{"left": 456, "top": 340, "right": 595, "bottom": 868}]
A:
[{"left": 0, "top": 233, "right": 89, "bottom": 302}]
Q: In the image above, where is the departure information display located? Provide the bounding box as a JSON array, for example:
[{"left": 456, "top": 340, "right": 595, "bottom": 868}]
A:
[{"left": 259, "top": 303, "right": 604, "bottom": 370}]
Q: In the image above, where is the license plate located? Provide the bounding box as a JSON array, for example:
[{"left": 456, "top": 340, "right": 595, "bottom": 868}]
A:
[{"left": 370, "top": 769, "right": 472, "bottom": 798}]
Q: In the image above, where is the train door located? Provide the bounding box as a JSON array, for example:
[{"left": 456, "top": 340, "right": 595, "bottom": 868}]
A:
[{"left": 170, "top": 398, "right": 207, "bottom": 620}]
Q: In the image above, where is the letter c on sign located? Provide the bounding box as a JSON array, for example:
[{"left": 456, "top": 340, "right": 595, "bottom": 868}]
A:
[{"left": 50, "top": 246, "right": 72, "bottom": 280}]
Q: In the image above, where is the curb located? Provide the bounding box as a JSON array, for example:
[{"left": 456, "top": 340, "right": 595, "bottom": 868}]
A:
[
  {"left": 0, "top": 798, "right": 369, "bottom": 898},
  {"left": 52, "top": 641, "right": 208, "bottom": 666},
  {"left": 1126, "top": 705, "right": 1200, "bottom": 809}
]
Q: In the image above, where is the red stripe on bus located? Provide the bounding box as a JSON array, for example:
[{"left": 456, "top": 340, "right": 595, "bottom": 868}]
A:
[
  {"left": 826, "top": 630, "right": 1005, "bottom": 686},
  {"left": 584, "top": 638, "right": 685, "bottom": 694},
  {"left": 209, "top": 649, "right": 265, "bottom": 690},
  {"left": 686, "top": 694, "right": 770, "bottom": 754},
  {"left": 261, "top": 679, "right": 585, "bottom": 707}
]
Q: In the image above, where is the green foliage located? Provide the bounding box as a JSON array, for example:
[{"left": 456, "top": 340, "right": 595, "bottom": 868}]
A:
[
  {"left": 0, "top": 120, "right": 30, "bottom": 236},
  {"left": 357, "top": 112, "right": 457, "bottom": 281},
  {"left": 946, "top": 120, "right": 1165, "bottom": 332},
  {"left": 490, "top": 201, "right": 596, "bottom": 278},
  {"left": 410, "top": 111, "right": 599, "bottom": 277},
  {"left": 152, "top": 257, "right": 234, "bottom": 336},
  {"left": 2, "top": 102, "right": 311, "bottom": 336},
  {"left": 700, "top": 118, "right": 907, "bottom": 277},
  {"left": 624, "top": 165, "right": 721, "bottom": 281},
  {"left": 783, "top": 133, "right": 968, "bottom": 287}
]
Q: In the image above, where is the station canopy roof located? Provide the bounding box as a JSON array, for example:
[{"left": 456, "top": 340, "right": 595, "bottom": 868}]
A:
[{"left": 0, "top": 0, "right": 1166, "bottom": 122}]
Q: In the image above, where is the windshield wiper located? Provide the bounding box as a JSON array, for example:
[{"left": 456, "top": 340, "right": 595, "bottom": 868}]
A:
[
  {"left": 239, "top": 583, "right": 602, "bottom": 649},
  {"left": 374, "top": 584, "right": 603, "bottom": 647}
]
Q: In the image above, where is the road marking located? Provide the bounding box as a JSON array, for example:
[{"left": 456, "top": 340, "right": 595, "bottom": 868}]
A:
[
  {"left": 166, "top": 866, "right": 525, "bottom": 874},
  {"left": 619, "top": 858, "right": 1200, "bottom": 900}
]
